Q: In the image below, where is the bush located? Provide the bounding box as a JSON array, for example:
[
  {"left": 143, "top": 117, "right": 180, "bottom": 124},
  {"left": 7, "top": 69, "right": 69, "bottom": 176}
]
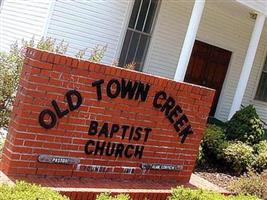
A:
[
  {"left": 253, "top": 152, "right": 267, "bottom": 172},
  {"left": 223, "top": 142, "right": 254, "bottom": 174},
  {"left": 229, "top": 171, "right": 266, "bottom": 199},
  {"left": 251, "top": 140, "right": 267, "bottom": 171},
  {"left": 196, "top": 145, "right": 206, "bottom": 166},
  {"left": 202, "top": 124, "right": 228, "bottom": 160},
  {"left": 0, "top": 51, "right": 21, "bottom": 127},
  {"left": 169, "top": 186, "right": 260, "bottom": 200},
  {"left": 254, "top": 140, "right": 267, "bottom": 154},
  {"left": 225, "top": 105, "right": 264, "bottom": 145},
  {"left": 0, "top": 181, "right": 69, "bottom": 200},
  {"left": 96, "top": 193, "right": 131, "bottom": 200}
]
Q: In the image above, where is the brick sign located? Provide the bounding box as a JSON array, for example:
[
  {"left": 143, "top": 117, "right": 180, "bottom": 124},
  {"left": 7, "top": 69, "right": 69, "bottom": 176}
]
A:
[{"left": 1, "top": 48, "right": 214, "bottom": 183}]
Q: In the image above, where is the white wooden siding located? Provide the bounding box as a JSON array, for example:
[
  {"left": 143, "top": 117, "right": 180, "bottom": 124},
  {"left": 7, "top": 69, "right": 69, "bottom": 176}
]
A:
[
  {"left": 1, "top": 0, "right": 267, "bottom": 123},
  {"left": 143, "top": 1, "right": 193, "bottom": 79},
  {"left": 0, "top": 0, "right": 51, "bottom": 51},
  {"left": 144, "top": 0, "right": 267, "bottom": 122},
  {"left": 46, "top": 0, "right": 131, "bottom": 65},
  {"left": 242, "top": 27, "right": 267, "bottom": 123}
]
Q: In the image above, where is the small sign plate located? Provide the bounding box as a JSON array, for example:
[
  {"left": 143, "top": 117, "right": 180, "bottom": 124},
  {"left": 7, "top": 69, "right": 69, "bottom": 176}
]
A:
[
  {"left": 38, "top": 154, "right": 80, "bottom": 165},
  {"left": 140, "top": 163, "right": 183, "bottom": 171}
]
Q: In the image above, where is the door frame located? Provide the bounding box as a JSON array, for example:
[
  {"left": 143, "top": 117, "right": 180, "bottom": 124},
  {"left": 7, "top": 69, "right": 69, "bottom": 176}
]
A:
[{"left": 190, "top": 38, "right": 234, "bottom": 118}]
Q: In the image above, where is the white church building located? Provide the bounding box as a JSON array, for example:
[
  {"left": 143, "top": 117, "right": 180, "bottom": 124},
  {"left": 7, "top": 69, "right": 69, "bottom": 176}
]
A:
[{"left": 1, "top": 0, "right": 267, "bottom": 123}]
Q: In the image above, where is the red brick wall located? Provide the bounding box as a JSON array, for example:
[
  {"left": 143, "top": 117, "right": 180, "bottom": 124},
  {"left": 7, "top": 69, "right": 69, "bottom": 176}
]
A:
[{"left": 1, "top": 47, "right": 214, "bottom": 183}]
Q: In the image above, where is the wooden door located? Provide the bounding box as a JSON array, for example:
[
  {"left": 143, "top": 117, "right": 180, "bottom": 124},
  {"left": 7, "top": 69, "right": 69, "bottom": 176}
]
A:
[{"left": 184, "top": 40, "right": 232, "bottom": 116}]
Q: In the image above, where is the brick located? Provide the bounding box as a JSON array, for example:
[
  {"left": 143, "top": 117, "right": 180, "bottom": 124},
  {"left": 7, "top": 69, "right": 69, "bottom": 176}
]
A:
[{"left": 2, "top": 47, "right": 214, "bottom": 185}]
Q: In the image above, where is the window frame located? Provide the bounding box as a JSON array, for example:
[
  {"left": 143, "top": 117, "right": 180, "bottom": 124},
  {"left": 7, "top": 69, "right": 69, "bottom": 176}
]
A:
[
  {"left": 118, "top": 0, "right": 161, "bottom": 71},
  {"left": 255, "top": 56, "right": 267, "bottom": 102}
]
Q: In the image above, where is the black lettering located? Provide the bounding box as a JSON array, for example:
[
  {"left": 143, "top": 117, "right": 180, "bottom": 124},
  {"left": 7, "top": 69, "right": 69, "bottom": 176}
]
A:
[
  {"left": 175, "top": 114, "right": 188, "bottom": 129},
  {"left": 92, "top": 79, "right": 104, "bottom": 100},
  {"left": 84, "top": 140, "right": 95, "bottom": 155},
  {"left": 121, "top": 125, "right": 130, "bottom": 139},
  {"left": 52, "top": 100, "right": 69, "bottom": 118},
  {"left": 94, "top": 141, "right": 106, "bottom": 156},
  {"left": 66, "top": 90, "right": 83, "bottom": 111},
  {"left": 124, "top": 145, "right": 134, "bottom": 158},
  {"left": 121, "top": 79, "right": 138, "bottom": 99},
  {"left": 144, "top": 128, "right": 152, "bottom": 142},
  {"left": 39, "top": 109, "right": 57, "bottom": 129},
  {"left": 173, "top": 114, "right": 189, "bottom": 132},
  {"left": 134, "top": 145, "right": 144, "bottom": 159},
  {"left": 153, "top": 91, "right": 167, "bottom": 109},
  {"left": 135, "top": 82, "right": 150, "bottom": 102},
  {"left": 88, "top": 121, "right": 98, "bottom": 135},
  {"left": 133, "top": 127, "right": 142, "bottom": 141},
  {"left": 110, "top": 124, "right": 120, "bottom": 138},
  {"left": 161, "top": 96, "right": 175, "bottom": 116},
  {"left": 106, "top": 142, "right": 116, "bottom": 156},
  {"left": 179, "top": 125, "right": 193, "bottom": 144},
  {"left": 107, "top": 79, "right": 121, "bottom": 98},
  {"left": 167, "top": 105, "right": 183, "bottom": 123},
  {"left": 115, "top": 143, "right": 124, "bottom": 158},
  {"left": 128, "top": 126, "right": 135, "bottom": 141},
  {"left": 99, "top": 123, "right": 109, "bottom": 138}
]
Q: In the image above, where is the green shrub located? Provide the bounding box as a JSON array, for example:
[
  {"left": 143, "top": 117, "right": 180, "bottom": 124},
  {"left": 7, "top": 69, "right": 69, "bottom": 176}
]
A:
[
  {"left": 223, "top": 142, "right": 254, "bottom": 174},
  {"left": 0, "top": 181, "right": 69, "bottom": 200},
  {"left": 251, "top": 141, "right": 267, "bottom": 171},
  {"left": 196, "top": 145, "right": 206, "bottom": 166},
  {"left": 253, "top": 152, "right": 267, "bottom": 171},
  {"left": 96, "top": 193, "right": 131, "bottom": 200},
  {"left": 0, "top": 51, "right": 21, "bottom": 127},
  {"left": 202, "top": 124, "right": 228, "bottom": 160},
  {"left": 225, "top": 105, "right": 264, "bottom": 145},
  {"left": 254, "top": 140, "right": 267, "bottom": 154},
  {"left": 229, "top": 171, "right": 266, "bottom": 199},
  {"left": 168, "top": 186, "right": 260, "bottom": 200}
]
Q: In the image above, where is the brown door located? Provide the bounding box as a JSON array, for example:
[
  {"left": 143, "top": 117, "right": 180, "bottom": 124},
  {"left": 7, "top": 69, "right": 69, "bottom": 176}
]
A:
[{"left": 184, "top": 40, "right": 232, "bottom": 116}]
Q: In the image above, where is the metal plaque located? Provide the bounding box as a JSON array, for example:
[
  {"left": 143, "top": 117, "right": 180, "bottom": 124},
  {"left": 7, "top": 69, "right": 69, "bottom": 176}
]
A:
[
  {"left": 140, "top": 163, "right": 183, "bottom": 171},
  {"left": 38, "top": 154, "right": 80, "bottom": 165}
]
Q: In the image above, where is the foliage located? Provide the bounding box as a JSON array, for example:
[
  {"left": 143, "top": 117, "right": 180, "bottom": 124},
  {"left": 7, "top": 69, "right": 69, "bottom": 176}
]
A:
[
  {"left": 225, "top": 105, "right": 265, "bottom": 145},
  {"left": 96, "top": 193, "right": 131, "bottom": 200},
  {"left": 124, "top": 62, "right": 137, "bottom": 70},
  {"left": 0, "top": 139, "right": 4, "bottom": 159},
  {"left": 201, "top": 123, "right": 267, "bottom": 174},
  {"left": 75, "top": 48, "right": 88, "bottom": 59},
  {"left": 223, "top": 142, "right": 254, "bottom": 174},
  {"left": 254, "top": 140, "right": 267, "bottom": 154},
  {"left": 75, "top": 45, "right": 107, "bottom": 63},
  {"left": 229, "top": 171, "right": 266, "bottom": 199},
  {"left": 168, "top": 186, "right": 260, "bottom": 200},
  {"left": 202, "top": 124, "right": 228, "bottom": 160},
  {"left": 0, "top": 51, "right": 21, "bottom": 127},
  {"left": 196, "top": 145, "right": 206, "bottom": 166},
  {"left": 253, "top": 153, "right": 267, "bottom": 172},
  {"left": 36, "top": 37, "right": 68, "bottom": 54},
  {"left": 89, "top": 44, "right": 107, "bottom": 63},
  {"left": 0, "top": 181, "right": 69, "bottom": 200},
  {"left": 252, "top": 140, "right": 267, "bottom": 171},
  {"left": 200, "top": 106, "right": 267, "bottom": 174}
]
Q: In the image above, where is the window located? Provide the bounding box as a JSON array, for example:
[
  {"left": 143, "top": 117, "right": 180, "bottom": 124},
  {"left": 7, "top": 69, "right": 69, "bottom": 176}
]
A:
[
  {"left": 255, "top": 57, "right": 267, "bottom": 101},
  {"left": 119, "top": 0, "right": 159, "bottom": 71}
]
